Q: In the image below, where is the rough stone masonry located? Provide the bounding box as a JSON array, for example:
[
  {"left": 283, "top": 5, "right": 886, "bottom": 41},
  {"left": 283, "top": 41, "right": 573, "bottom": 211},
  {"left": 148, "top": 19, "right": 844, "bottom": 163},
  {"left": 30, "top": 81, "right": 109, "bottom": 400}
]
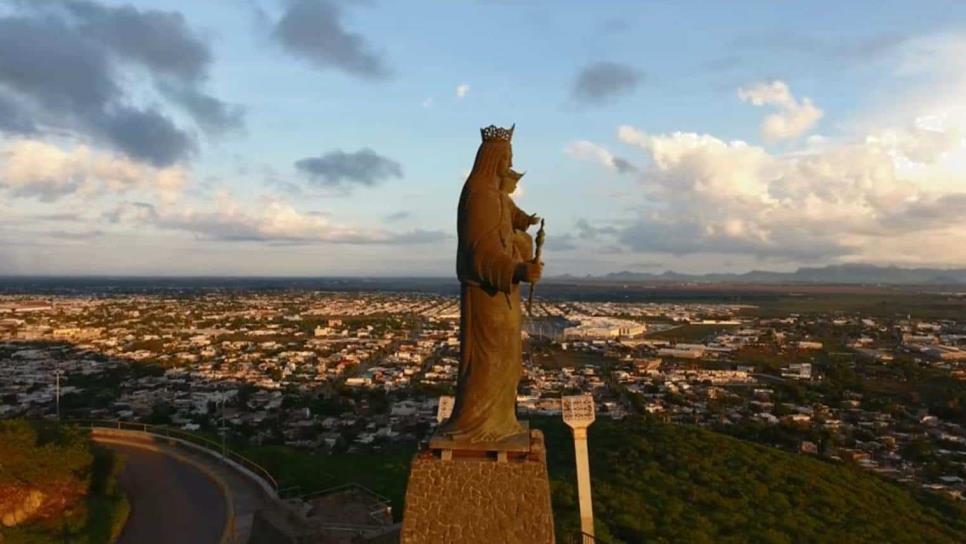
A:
[{"left": 400, "top": 430, "right": 555, "bottom": 544}]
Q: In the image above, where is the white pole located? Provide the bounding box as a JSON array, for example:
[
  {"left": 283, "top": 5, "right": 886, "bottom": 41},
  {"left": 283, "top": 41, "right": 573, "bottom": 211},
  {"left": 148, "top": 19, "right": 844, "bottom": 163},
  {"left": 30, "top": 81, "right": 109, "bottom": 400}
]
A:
[
  {"left": 573, "top": 426, "right": 594, "bottom": 542},
  {"left": 561, "top": 395, "right": 596, "bottom": 543}
]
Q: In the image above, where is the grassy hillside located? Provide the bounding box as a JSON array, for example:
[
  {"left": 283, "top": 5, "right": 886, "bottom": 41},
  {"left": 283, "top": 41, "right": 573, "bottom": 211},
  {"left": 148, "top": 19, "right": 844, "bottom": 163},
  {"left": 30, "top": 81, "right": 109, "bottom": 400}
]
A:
[
  {"left": 0, "top": 420, "right": 129, "bottom": 544},
  {"left": 535, "top": 416, "right": 966, "bottom": 543},
  {"left": 241, "top": 416, "right": 966, "bottom": 542}
]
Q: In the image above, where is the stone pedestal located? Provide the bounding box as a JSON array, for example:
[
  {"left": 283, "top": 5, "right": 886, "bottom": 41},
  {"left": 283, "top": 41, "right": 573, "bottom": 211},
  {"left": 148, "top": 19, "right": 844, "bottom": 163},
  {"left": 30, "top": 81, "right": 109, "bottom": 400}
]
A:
[{"left": 400, "top": 429, "right": 555, "bottom": 544}]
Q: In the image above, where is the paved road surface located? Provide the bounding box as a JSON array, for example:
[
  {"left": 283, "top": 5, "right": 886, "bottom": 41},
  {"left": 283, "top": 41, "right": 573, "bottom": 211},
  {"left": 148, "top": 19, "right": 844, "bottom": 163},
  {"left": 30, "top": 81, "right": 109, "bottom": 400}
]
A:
[{"left": 107, "top": 443, "right": 227, "bottom": 544}]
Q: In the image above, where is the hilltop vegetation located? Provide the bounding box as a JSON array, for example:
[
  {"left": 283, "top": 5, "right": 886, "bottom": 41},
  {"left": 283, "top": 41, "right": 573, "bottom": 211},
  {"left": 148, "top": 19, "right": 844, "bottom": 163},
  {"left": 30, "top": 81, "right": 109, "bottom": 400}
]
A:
[
  {"left": 241, "top": 415, "right": 966, "bottom": 542},
  {"left": 0, "top": 420, "right": 128, "bottom": 544},
  {"left": 535, "top": 416, "right": 966, "bottom": 543}
]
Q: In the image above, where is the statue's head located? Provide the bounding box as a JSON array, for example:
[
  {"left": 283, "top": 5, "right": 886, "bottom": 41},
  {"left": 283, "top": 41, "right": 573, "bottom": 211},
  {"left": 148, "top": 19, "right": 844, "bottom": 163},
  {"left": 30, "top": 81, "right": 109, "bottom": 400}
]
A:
[
  {"left": 500, "top": 168, "right": 525, "bottom": 194},
  {"left": 469, "top": 124, "right": 515, "bottom": 184}
]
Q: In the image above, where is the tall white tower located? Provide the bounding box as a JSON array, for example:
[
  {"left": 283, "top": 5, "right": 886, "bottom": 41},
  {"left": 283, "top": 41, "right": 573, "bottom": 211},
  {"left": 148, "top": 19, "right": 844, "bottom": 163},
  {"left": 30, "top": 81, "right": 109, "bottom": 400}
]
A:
[{"left": 562, "top": 394, "right": 596, "bottom": 543}]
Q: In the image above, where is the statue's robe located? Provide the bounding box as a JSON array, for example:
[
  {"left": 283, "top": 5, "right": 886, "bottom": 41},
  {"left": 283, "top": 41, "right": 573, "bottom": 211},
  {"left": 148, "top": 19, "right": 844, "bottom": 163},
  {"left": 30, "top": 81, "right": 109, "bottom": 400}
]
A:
[
  {"left": 440, "top": 173, "right": 533, "bottom": 443},
  {"left": 513, "top": 229, "right": 533, "bottom": 263}
]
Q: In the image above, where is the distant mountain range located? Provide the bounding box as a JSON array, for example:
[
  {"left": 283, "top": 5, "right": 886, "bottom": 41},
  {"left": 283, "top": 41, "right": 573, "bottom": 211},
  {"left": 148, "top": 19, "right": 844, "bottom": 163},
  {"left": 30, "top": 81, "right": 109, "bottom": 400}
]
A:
[{"left": 552, "top": 264, "right": 966, "bottom": 285}]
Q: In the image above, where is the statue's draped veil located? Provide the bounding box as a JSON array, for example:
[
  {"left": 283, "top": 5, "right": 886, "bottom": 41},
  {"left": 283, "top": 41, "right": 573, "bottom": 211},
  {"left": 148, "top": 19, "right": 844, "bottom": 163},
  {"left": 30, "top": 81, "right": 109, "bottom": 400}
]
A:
[{"left": 442, "top": 135, "right": 527, "bottom": 442}]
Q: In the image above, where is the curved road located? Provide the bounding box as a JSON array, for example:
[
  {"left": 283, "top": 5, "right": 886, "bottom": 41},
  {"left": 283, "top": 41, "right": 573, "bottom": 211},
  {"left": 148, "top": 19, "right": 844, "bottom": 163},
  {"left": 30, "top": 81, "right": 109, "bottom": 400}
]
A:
[{"left": 106, "top": 443, "right": 227, "bottom": 544}]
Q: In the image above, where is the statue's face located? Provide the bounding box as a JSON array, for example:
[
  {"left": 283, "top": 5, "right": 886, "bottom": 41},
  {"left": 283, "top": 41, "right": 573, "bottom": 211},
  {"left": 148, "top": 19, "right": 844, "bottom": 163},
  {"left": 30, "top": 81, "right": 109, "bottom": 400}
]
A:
[
  {"left": 500, "top": 168, "right": 524, "bottom": 194},
  {"left": 500, "top": 175, "right": 518, "bottom": 194}
]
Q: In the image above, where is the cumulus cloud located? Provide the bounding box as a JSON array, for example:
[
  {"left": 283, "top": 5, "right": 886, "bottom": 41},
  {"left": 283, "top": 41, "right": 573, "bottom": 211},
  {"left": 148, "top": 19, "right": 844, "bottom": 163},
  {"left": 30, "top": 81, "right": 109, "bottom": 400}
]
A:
[
  {"left": 295, "top": 148, "right": 403, "bottom": 189},
  {"left": 271, "top": 0, "right": 390, "bottom": 79},
  {"left": 738, "top": 80, "right": 823, "bottom": 141},
  {"left": 63, "top": 0, "right": 210, "bottom": 81},
  {"left": 102, "top": 106, "right": 196, "bottom": 167},
  {"left": 157, "top": 83, "right": 245, "bottom": 134},
  {"left": 110, "top": 194, "right": 445, "bottom": 245},
  {"left": 0, "top": 1, "right": 241, "bottom": 165},
  {"left": 564, "top": 140, "right": 638, "bottom": 173},
  {"left": 456, "top": 83, "right": 470, "bottom": 99},
  {"left": 611, "top": 121, "right": 966, "bottom": 263},
  {"left": 866, "top": 121, "right": 962, "bottom": 164},
  {"left": 0, "top": 138, "right": 187, "bottom": 202},
  {"left": 572, "top": 62, "right": 642, "bottom": 105}
]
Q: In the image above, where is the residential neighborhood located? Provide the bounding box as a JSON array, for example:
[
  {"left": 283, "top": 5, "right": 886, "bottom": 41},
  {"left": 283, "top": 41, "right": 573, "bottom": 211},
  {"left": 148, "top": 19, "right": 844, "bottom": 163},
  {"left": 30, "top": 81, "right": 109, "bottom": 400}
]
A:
[{"left": 2, "top": 290, "right": 965, "bottom": 502}]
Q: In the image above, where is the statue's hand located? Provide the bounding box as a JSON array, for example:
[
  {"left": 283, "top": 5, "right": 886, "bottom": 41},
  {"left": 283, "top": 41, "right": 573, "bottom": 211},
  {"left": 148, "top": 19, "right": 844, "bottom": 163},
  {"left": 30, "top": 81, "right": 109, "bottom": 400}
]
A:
[
  {"left": 528, "top": 213, "right": 541, "bottom": 226},
  {"left": 514, "top": 261, "right": 543, "bottom": 284}
]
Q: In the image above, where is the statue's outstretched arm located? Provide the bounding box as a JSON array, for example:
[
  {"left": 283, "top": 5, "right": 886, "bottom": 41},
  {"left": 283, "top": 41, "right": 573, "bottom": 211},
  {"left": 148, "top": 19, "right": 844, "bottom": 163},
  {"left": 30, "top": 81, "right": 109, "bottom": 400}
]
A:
[{"left": 509, "top": 199, "right": 538, "bottom": 231}]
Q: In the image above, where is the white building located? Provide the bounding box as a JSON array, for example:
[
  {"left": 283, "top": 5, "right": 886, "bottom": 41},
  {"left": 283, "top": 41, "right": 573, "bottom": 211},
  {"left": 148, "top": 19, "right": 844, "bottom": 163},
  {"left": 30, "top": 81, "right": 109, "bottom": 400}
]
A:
[
  {"left": 782, "top": 363, "right": 812, "bottom": 380},
  {"left": 564, "top": 317, "right": 646, "bottom": 339}
]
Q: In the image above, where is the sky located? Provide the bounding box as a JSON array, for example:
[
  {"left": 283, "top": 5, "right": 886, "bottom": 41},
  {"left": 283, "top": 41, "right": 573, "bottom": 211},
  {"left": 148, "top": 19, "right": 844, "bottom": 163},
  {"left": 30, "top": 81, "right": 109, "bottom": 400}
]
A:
[{"left": 2, "top": 0, "right": 966, "bottom": 276}]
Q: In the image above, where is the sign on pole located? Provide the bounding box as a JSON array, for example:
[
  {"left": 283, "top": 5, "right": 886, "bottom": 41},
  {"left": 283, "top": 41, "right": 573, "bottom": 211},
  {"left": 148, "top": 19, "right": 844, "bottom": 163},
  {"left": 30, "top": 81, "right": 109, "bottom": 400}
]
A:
[{"left": 562, "top": 394, "right": 595, "bottom": 428}]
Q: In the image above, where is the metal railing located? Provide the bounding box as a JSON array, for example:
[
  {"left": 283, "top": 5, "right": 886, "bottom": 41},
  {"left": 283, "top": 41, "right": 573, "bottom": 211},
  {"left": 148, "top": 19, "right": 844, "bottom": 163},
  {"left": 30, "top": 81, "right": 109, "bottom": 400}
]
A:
[
  {"left": 72, "top": 419, "right": 278, "bottom": 495},
  {"left": 299, "top": 482, "right": 393, "bottom": 524},
  {"left": 300, "top": 482, "right": 391, "bottom": 505}
]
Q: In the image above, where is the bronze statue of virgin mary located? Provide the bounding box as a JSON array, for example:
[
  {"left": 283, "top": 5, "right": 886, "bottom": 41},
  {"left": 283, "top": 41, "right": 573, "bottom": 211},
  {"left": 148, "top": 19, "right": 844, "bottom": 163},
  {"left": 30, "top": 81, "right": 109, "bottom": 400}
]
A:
[{"left": 437, "top": 124, "right": 543, "bottom": 444}]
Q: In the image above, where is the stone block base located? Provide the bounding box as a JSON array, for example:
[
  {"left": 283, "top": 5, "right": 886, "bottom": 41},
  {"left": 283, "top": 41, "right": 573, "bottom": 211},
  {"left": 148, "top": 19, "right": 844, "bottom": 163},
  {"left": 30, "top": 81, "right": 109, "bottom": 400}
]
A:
[{"left": 400, "top": 430, "right": 555, "bottom": 544}]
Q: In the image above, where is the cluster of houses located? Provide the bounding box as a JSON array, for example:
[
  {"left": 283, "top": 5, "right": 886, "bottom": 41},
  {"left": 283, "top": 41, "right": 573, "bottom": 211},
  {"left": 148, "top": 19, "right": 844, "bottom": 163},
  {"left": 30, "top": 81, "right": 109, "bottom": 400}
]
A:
[{"left": 1, "top": 293, "right": 964, "bottom": 499}]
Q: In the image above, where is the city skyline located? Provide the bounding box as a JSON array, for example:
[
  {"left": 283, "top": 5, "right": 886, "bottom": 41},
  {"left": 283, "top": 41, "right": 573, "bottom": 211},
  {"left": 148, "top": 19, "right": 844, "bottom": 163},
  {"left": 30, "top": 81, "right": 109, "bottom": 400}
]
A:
[{"left": 3, "top": 0, "right": 966, "bottom": 276}]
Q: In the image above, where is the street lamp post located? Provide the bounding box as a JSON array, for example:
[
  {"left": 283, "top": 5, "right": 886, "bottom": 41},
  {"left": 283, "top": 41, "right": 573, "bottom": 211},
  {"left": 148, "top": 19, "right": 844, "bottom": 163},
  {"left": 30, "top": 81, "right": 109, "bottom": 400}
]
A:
[{"left": 562, "top": 394, "right": 596, "bottom": 543}]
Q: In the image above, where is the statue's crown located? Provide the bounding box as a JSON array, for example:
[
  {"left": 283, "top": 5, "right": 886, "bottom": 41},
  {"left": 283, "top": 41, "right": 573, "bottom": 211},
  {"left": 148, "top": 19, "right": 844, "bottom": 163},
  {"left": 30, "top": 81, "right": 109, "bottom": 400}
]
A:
[{"left": 481, "top": 124, "right": 514, "bottom": 142}]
